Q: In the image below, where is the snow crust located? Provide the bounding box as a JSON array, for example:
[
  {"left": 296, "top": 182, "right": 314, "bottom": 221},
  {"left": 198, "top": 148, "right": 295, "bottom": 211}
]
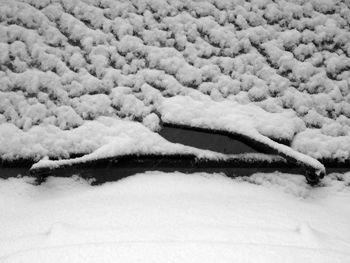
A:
[
  {"left": 0, "top": 0, "right": 349, "bottom": 164},
  {"left": 1, "top": 171, "right": 350, "bottom": 262}
]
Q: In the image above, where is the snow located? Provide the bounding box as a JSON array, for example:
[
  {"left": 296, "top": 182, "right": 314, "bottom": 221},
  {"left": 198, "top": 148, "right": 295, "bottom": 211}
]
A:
[
  {"left": 0, "top": 0, "right": 350, "bottom": 165},
  {"left": 292, "top": 129, "right": 350, "bottom": 162},
  {"left": 0, "top": 0, "right": 349, "bottom": 171},
  {"left": 160, "top": 93, "right": 305, "bottom": 141},
  {"left": 159, "top": 94, "right": 325, "bottom": 174},
  {"left": 32, "top": 115, "right": 264, "bottom": 171},
  {"left": 1, "top": 171, "right": 350, "bottom": 262},
  {"left": 0, "top": 2, "right": 349, "bottom": 262},
  {"left": 0, "top": 116, "right": 239, "bottom": 167}
]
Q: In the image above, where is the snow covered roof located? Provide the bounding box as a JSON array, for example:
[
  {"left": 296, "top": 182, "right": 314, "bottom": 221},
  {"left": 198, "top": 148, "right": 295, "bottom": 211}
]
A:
[{"left": 1, "top": 0, "right": 350, "bottom": 180}]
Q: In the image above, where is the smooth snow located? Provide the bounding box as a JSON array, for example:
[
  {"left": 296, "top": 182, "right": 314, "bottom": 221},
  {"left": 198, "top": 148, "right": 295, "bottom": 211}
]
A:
[{"left": 0, "top": 171, "right": 350, "bottom": 262}]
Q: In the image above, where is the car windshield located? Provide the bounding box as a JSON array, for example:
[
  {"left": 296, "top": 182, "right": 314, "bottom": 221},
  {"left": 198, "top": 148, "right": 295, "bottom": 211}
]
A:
[{"left": 2, "top": 125, "right": 347, "bottom": 185}]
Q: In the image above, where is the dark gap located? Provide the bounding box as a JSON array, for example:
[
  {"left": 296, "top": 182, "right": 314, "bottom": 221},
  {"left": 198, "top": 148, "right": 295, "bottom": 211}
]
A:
[
  {"left": 0, "top": 168, "right": 31, "bottom": 177},
  {"left": 159, "top": 123, "right": 276, "bottom": 154},
  {"left": 0, "top": 154, "right": 347, "bottom": 185},
  {"left": 28, "top": 154, "right": 298, "bottom": 185},
  {"left": 159, "top": 124, "right": 259, "bottom": 154}
]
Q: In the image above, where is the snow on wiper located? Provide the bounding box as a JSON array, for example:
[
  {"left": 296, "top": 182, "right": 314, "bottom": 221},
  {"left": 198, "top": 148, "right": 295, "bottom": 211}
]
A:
[
  {"left": 29, "top": 93, "right": 325, "bottom": 185},
  {"left": 29, "top": 117, "right": 261, "bottom": 173},
  {"left": 159, "top": 94, "right": 326, "bottom": 183}
]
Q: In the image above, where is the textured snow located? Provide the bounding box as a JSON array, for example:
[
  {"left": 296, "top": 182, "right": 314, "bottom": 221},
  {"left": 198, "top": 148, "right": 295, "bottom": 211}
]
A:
[
  {"left": 0, "top": 171, "right": 350, "bottom": 262},
  {"left": 292, "top": 129, "right": 350, "bottom": 162},
  {"left": 0, "top": 0, "right": 349, "bottom": 165}
]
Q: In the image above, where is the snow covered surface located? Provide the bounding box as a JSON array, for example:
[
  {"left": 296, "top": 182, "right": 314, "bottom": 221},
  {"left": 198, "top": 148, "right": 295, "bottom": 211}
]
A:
[
  {"left": 1, "top": 2, "right": 350, "bottom": 261},
  {"left": 0, "top": 0, "right": 350, "bottom": 165},
  {"left": 16, "top": 115, "right": 231, "bottom": 170},
  {"left": 1, "top": 171, "right": 350, "bottom": 262},
  {"left": 160, "top": 94, "right": 325, "bottom": 174}
]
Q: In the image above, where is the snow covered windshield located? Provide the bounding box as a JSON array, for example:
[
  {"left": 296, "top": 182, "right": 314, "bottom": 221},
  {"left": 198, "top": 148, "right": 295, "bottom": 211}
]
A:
[
  {"left": 1, "top": 1, "right": 350, "bottom": 262},
  {"left": 0, "top": 0, "right": 349, "bottom": 184}
]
